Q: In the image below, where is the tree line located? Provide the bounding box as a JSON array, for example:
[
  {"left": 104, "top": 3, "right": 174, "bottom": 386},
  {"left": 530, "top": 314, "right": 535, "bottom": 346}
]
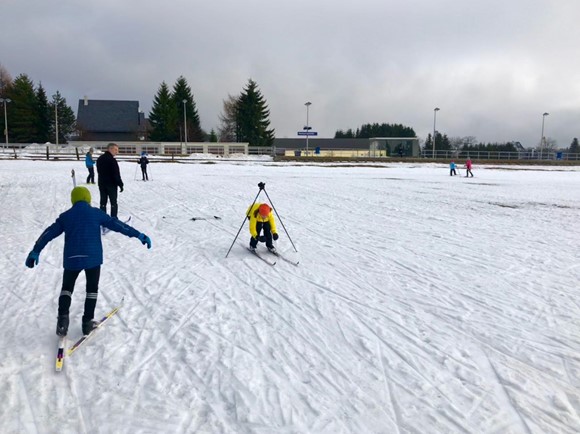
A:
[
  {"left": 0, "top": 65, "right": 76, "bottom": 144},
  {"left": 150, "top": 77, "right": 275, "bottom": 146},
  {"left": 1, "top": 63, "right": 578, "bottom": 151}
]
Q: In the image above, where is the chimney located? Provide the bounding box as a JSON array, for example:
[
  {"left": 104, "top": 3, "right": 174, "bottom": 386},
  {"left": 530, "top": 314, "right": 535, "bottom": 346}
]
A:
[{"left": 84, "top": 96, "right": 88, "bottom": 106}]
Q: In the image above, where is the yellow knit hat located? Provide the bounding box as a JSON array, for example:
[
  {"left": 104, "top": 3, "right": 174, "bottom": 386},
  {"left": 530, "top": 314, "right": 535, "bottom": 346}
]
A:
[{"left": 71, "top": 186, "right": 91, "bottom": 205}]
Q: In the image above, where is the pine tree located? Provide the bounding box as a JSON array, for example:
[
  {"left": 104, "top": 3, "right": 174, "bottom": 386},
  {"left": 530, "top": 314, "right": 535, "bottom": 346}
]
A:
[
  {"left": 35, "top": 83, "right": 51, "bottom": 143},
  {"left": 172, "top": 76, "right": 204, "bottom": 142},
  {"left": 149, "top": 82, "right": 178, "bottom": 142},
  {"left": 236, "top": 79, "right": 275, "bottom": 146},
  {"left": 50, "top": 91, "right": 76, "bottom": 144},
  {"left": 209, "top": 129, "right": 218, "bottom": 142},
  {"left": 8, "top": 74, "right": 39, "bottom": 143},
  {"left": 569, "top": 138, "right": 579, "bottom": 155}
]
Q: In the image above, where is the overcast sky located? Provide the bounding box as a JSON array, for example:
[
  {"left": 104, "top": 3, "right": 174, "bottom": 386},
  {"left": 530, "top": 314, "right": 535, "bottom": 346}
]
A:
[{"left": 2, "top": 0, "right": 579, "bottom": 147}]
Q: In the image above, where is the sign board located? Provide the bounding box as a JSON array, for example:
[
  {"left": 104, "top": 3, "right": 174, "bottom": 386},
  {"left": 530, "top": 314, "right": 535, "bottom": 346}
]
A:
[{"left": 297, "top": 131, "right": 318, "bottom": 136}]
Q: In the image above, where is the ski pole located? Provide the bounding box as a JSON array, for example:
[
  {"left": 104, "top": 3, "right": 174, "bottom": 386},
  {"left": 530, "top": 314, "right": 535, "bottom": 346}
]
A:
[
  {"left": 133, "top": 163, "right": 138, "bottom": 181},
  {"left": 225, "top": 182, "right": 265, "bottom": 258},
  {"left": 71, "top": 169, "right": 76, "bottom": 187},
  {"left": 262, "top": 187, "right": 298, "bottom": 252}
]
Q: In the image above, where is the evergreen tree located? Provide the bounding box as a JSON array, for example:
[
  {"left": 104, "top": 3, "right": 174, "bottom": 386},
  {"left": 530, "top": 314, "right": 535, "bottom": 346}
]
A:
[
  {"left": 50, "top": 91, "right": 76, "bottom": 144},
  {"left": 335, "top": 122, "right": 415, "bottom": 139},
  {"left": 172, "top": 76, "right": 204, "bottom": 142},
  {"left": 236, "top": 79, "right": 275, "bottom": 146},
  {"left": 209, "top": 129, "right": 218, "bottom": 142},
  {"left": 7, "top": 74, "right": 39, "bottom": 143},
  {"left": 149, "top": 82, "right": 178, "bottom": 142},
  {"left": 35, "top": 83, "right": 51, "bottom": 143},
  {"left": 569, "top": 138, "right": 579, "bottom": 155}
]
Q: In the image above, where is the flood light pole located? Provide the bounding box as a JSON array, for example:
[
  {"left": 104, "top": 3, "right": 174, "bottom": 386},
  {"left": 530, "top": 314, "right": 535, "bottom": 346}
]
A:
[
  {"left": 304, "top": 101, "right": 312, "bottom": 155},
  {"left": 0, "top": 98, "right": 11, "bottom": 149},
  {"left": 433, "top": 107, "right": 440, "bottom": 159},
  {"left": 182, "top": 99, "right": 188, "bottom": 148},
  {"left": 54, "top": 102, "right": 59, "bottom": 146},
  {"left": 540, "top": 112, "right": 549, "bottom": 159}
]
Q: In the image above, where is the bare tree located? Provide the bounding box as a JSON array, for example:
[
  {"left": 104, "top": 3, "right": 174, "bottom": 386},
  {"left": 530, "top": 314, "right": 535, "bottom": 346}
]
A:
[
  {"left": 0, "top": 64, "right": 13, "bottom": 96},
  {"left": 217, "top": 94, "right": 238, "bottom": 142}
]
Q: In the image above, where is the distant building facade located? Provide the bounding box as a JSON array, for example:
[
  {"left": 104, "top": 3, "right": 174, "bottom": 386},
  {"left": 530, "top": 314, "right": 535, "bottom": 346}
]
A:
[
  {"left": 76, "top": 98, "right": 148, "bottom": 142},
  {"left": 273, "top": 137, "right": 420, "bottom": 157}
]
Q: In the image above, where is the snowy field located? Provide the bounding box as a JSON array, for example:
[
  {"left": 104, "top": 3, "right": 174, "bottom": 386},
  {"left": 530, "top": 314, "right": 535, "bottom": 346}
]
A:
[{"left": 1, "top": 159, "right": 579, "bottom": 434}]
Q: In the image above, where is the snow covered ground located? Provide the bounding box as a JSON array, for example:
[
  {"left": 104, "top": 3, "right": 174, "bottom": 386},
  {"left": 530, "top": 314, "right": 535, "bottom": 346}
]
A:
[{"left": 1, "top": 159, "right": 579, "bottom": 434}]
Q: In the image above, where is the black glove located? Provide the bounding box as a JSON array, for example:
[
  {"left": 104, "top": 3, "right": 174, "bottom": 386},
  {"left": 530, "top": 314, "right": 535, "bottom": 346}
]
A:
[
  {"left": 258, "top": 182, "right": 265, "bottom": 190},
  {"left": 25, "top": 251, "right": 39, "bottom": 268},
  {"left": 273, "top": 233, "right": 279, "bottom": 241},
  {"left": 119, "top": 185, "right": 124, "bottom": 192}
]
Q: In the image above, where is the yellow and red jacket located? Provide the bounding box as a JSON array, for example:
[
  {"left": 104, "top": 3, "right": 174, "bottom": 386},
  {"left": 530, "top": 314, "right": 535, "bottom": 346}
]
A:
[{"left": 246, "top": 203, "right": 277, "bottom": 238}]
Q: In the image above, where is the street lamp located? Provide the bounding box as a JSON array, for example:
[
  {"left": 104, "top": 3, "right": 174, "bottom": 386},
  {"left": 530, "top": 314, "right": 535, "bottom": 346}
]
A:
[
  {"left": 0, "top": 98, "right": 11, "bottom": 149},
  {"left": 182, "top": 99, "right": 188, "bottom": 147},
  {"left": 54, "top": 102, "right": 59, "bottom": 146},
  {"left": 540, "top": 112, "right": 549, "bottom": 158},
  {"left": 304, "top": 101, "right": 312, "bottom": 155},
  {"left": 433, "top": 107, "right": 440, "bottom": 159}
]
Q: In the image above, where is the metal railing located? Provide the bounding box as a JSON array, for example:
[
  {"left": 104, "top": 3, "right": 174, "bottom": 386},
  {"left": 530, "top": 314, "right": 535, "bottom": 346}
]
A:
[{"left": 420, "top": 149, "right": 580, "bottom": 161}]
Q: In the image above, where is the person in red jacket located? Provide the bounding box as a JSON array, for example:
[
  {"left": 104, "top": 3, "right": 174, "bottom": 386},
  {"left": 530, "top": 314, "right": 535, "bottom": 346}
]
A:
[
  {"left": 465, "top": 158, "right": 474, "bottom": 177},
  {"left": 246, "top": 203, "right": 279, "bottom": 253}
]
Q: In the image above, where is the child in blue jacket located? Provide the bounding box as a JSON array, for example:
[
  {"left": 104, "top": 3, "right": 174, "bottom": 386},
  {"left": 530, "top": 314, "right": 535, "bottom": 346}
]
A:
[
  {"left": 25, "top": 186, "right": 152, "bottom": 336},
  {"left": 85, "top": 147, "right": 95, "bottom": 184}
]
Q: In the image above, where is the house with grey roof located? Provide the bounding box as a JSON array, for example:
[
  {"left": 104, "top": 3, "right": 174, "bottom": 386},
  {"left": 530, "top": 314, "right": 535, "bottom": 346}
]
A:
[{"left": 76, "top": 98, "right": 148, "bottom": 141}]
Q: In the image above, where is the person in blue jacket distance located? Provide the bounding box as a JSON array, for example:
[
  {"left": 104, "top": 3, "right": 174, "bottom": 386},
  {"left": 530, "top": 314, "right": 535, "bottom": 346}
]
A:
[
  {"left": 25, "top": 186, "right": 152, "bottom": 337},
  {"left": 450, "top": 160, "right": 457, "bottom": 176},
  {"left": 85, "top": 147, "right": 95, "bottom": 184}
]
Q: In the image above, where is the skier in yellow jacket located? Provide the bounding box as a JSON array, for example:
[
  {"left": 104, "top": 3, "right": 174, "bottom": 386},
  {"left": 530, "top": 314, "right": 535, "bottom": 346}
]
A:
[{"left": 247, "top": 203, "right": 279, "bottom": 253}]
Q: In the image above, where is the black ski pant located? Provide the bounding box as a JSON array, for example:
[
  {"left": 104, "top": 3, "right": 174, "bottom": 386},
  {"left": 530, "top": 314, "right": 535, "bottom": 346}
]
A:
[
  {"left": 466, "top": 169, "right": 473, "bottom": 177},
  {"left": 141, "top": 165, "right": 148, "bottom": 180},
  {"left": 86, "top": 167, "right": 95, "bottom": 183},
  {"left": 450, "top": 169, "right": 456, "bottom": 176},
  {"left": 250, "top": 222, "right": 273, "bottom": 249},
  {"left": 99, "top": 184, "right": 119, "bottom": 218},
  {"left": 58, "top": 267, "right": 101, "bottom": 322}
]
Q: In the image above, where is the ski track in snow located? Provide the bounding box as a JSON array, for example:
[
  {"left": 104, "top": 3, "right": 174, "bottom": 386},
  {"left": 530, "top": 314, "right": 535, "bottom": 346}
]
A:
[{"left": 1, "top": 160, "right": 579, "bottom": 433}]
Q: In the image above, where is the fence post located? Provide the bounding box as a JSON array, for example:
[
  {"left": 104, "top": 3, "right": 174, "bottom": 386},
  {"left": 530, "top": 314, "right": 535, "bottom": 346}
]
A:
[{"left": 46, "top": 146, "right": 49, "bottom": 160}]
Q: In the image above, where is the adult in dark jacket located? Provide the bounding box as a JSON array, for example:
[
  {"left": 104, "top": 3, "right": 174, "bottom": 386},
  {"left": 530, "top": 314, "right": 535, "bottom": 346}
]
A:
[
  {"left": 97, "top": 142, "right": 124, "bottom": 218},
  {"left": 138, "top": 151, "right": 149, "bottom": 181},
  {"left": 25, "top": 186, "right": 152, "bottom": 336}
]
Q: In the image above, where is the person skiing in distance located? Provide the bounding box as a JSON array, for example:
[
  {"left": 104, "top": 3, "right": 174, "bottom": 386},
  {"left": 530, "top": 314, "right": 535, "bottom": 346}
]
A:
[
  {"left": 25, "top": 186, "right": 152, "bottom": 336},
  {"left": 97, "top": 142, "right": 124, "bottom": 218},
  {"left": 465, "top": 158, "right": 474, "bottom": 177},
  {"left": 138, "top": 151, "right": 149, "bottom": 181},
  {"left": 85, "top": 147, "right": 95, "bottom": 184},
  {"left": 450, "top": 161, "right": 457, "bottom": 176},
  {"left": 247, "top": 203, "right": 279, "bottom": 253}
]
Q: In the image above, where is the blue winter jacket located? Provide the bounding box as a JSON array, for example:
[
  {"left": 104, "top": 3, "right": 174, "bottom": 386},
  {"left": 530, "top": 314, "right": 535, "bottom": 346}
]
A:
[
  {"left": 32, "top": 202, "right": 141, "bottom": 270},
  {"left": 85, "top": 152, "right": 95, "bottom": 168}
]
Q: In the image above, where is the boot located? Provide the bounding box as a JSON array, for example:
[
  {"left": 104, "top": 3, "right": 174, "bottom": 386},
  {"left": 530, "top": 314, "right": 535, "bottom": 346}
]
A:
[
  {"left": 82, "top": 318, "right": 98, "bottom": 335},
  {"left": 267, "top": 246, "right": 278, "bottom": 254},
  {"left": 56, "top": 314, "right": 69, "bottom": 336}
]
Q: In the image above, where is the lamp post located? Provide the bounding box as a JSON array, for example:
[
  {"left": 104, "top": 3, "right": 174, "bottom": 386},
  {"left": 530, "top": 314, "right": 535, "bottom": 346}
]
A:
[
  {"left": 540, "top": 112, "right": 549, "bottom": 159},
  {"left": 304, "top": 101, "right": 312, "bottom": 155},
  {"left": 433, "top": 107, "right": 440, "bottom": 159},
  {"left": 54, "top": 102, "right": 59, "bottom": 146},
  {"left": 182, "top": 99, "right": 188, "bottom": 148},
  {"left": 0, "top": 98, "right": 11, "bottom": 149}
]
